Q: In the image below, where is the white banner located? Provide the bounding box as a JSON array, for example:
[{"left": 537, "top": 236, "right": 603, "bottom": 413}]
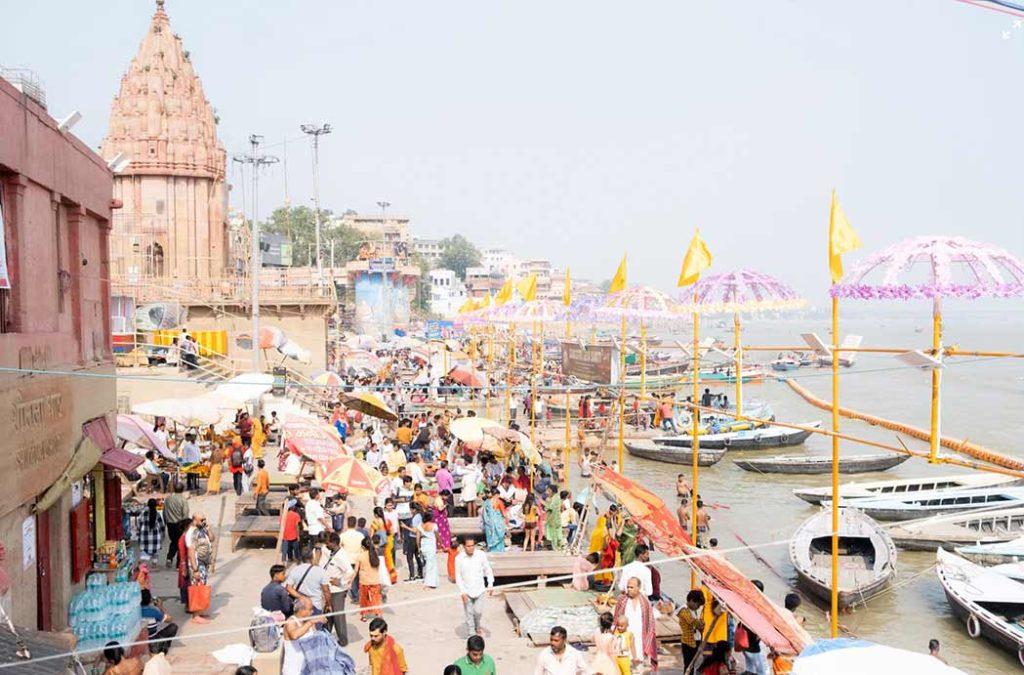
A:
[{"left": 0, "top": 185, "right": 10, "bottom": 289}]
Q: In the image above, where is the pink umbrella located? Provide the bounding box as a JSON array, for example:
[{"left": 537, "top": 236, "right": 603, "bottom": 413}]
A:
[
  {"left": 832, "top": 235, "right": 1024, "bottom": 462},
  {"left": 680, "top": 269, "right": 806, "bottom": 416},
  {"left": 258, "top": 326, "right": 286, "bottom": 349},
  {"left": 116, "top": 413, "right": 174, "bottom": 459}
]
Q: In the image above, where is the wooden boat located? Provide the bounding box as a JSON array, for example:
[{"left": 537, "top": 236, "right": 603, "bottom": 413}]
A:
[
  {"left": 653, "top": 422, "right": 820, "bottom": 450},
  {"left": 624, "top": 439, "right": 726, "bottom": 466},
  {"left": 770, "top": 357, "right": 801, "bottom": 372},
  {"left": 734, "top": 453, "right": 909, "bottom": 475},
  {"left": 789, "top": 508, "right": 897, "bottom": 608},
  {"left": 833, "top": 487, "right": 1024, "bottom": 522},
  {"left": 793, "top": 473, "right": 1023, "bottom": 506},
  {"left": 888, "top": 506, "right": 1024, "bottom": 550},
  {"left": 626, "top": 359, "right": 690, "bottom": 377},
  {"left": 957, "top": 536, "right": 1024, "bottom": 566},
  {"left": 936, "top": 548, "right": 1024, "bottom": 665}
]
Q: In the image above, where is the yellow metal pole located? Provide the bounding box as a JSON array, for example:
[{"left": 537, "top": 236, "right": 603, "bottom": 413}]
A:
[
  {"left": 640, "top": 320, "right": 647, "bottom": 400},
  {"left": 733, "top": 312, "right": 742, "bottom": 417},
  {"left": 690, "top": 288, "right": 700, "bottom": 588},
  {"left": 830, "top": 295, "right": 840, "bottom": 638},
  {"left": 618, "top": 315, "right": 626, "bottom": 472},
  {"left": 564, "top": 315, "right": 571, "bottom": 486},
  {"left": 929, "top": 298, "right": 943, "bottom": 463},
  {"left": 531, "top": 321, "right": 539, "bottom": 445},
  {"left": 485, "top": 326, "right": 494, "bottom": 418}
]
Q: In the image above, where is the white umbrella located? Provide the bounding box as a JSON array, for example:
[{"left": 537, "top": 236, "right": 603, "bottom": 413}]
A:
[
  {"left": 132, "top": 398, "right": 222, "bottom": 427},
  {"left": 116, "top": 414, "right": 174, "bottom": 459},
  {"left": 794, "top": 639, "right": 966, "bottom": 675}
]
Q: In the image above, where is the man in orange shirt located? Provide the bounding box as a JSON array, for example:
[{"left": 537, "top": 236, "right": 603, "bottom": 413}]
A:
[
  {"left": 252, "top": 459, "right": 270, "bottom": 515},
  {"left": 364, "top": 617, "right": 408, "bottom": 674}
]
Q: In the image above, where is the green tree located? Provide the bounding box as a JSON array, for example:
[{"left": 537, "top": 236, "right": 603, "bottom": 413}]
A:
[
  {"left": 599, "top": 278, "right": 612, "bottom": 293},
  {"left": 262, "top": 205, "right": 362, "bottom": 267},
  {"left": 438, "top": 234, "right": 482, "bottom": 280},
  {"left": 411, "top": 252, "right": 432, "bottom": 312}
]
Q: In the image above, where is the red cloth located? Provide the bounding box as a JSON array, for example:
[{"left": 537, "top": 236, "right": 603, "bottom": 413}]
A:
[
  {"left": 282, "top": 511, "right": 300, "bottom": 541},
  {"left": 176, "top": 532, "right": 189, "bottom": 590},
  {"left": 613, "top": 592, "right": 658, "bottom": 669}
]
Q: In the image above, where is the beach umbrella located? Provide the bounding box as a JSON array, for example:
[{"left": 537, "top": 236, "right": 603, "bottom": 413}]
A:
[
  {"left": 448, "top": 365, "right": 485, "bottom": 388},
  {"left": 282, "top": 418, "right": 347, "bottom": 463},
  {"left": 793, "top": 638, "right": 967, "bottom": 674},
  {"left": 449, "top": 416, "right": 504, "bottom": 444},
  {"left": 311, "top": 370, "right": 343, "bottom": 387},
  {"left": 258, "top": 326, "right": 286, "bottom": 349},
  {"left": 482, "top": 426, "right": 541, "bottom": 464},
  {"left": 832, "top": 236, "right": 1024, "bottom": 463},
  {"left": 340, "top": 392, "right": 398, "bottom": 421},
  {"left": 315, "top": 456, "right": 388, "bottom": 498},
  {"left": 116, "top": 413, "right": 174, "bottom": 459},
  {"left": 132, "top": 398, "right": 222, "bottom": 428},
  {"left": 681, "top": 269, "right": 805, "bottom": 416}
]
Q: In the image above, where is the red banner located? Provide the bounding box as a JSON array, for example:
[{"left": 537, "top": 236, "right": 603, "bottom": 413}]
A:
[{"left": 283, "top": 418, "right": 347, "bottom": 463}]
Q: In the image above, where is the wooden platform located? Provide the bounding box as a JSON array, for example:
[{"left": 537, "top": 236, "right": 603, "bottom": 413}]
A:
[
  {"left": 234, "top": 493, "right": 286, "bottom": 517},
  {"left": 505, "top": 587, "right": 682, "bottom": 646},
  {"left": 229, "top": 515, "right": 282, "bottom": 551},
  {"left": 488, "top": 550, "right": 575, "bottom": 580}
]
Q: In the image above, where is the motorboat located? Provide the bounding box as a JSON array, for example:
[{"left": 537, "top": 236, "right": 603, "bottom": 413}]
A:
[
  {"left": 792, "top": 473, "right": 1022, "bottom": 506},
  {"left": 887, "top": 505, "right": 1024, "bottom": 551},
  {"left": 736, "top": 453, "right": 909, "bottom": 475},
  {"left": 789, "top": 507, "right": 897, "bottom": 609},
  {"left": 653, "top": 422, "right": 820, "bottom": 450},
  {"left": 833, "top": 487, "right": 1024, "bottom": 522},
  {"left": 623, "top": 440, "right": 726, "bottom": 466},
  {"left": 770, "top": 357, "right": 801, "bottom": 372},
  {"left": 936, "top": 548, "right": 1024, "bottom": 665},
  {"left": 957, "top": 536, "right": 1024, "bottom": 566}
]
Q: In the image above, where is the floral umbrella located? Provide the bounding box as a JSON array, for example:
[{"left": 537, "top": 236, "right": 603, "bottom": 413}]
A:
[
  {"left": 832, "top": 236, "right": 1024, "bottom": 462},
  {"left": 315, "top": 456, "right": 387, "bottom": 497},
  {"left": 679, "top": 269, "right": 806, "bottom": 416}
]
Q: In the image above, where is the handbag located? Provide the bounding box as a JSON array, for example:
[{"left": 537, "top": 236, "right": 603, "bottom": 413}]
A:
[
  {"left": 188, "top": 583, "right": 211, "bottom": 613},
  {"left": 735, "top": 623, "right": 750, "bottom": 651}
]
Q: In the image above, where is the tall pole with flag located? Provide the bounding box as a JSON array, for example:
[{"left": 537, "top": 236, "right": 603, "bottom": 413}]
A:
[
  {"left": 608, "top": 255, "right": 628, "bottom": 471},
  {"left": 563, "top": 268, "right": 572, "bottom": 486},
  {"left": 827, "top": 189, "right": 861, "bottom": 637},
  {"left": 678, "top": 230, "right": 712, "bottom": 587}
]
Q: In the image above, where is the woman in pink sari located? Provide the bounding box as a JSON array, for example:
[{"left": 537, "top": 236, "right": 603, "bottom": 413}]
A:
[{"left": 432, "top": 490, "right": 453, "bottom": 552}]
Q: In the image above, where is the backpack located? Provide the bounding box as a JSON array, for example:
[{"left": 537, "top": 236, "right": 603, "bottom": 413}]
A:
[
  {"left": 249, "top": 609, "right": 282, "bottom": 652},
  {"left": 230, "top": 448, "right": 244, "bottom": 468}
]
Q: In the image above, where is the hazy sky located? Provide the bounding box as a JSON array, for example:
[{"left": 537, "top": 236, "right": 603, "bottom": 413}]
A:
[{"left": 4, "top": 0, "right": 1023, "bottom": 304}]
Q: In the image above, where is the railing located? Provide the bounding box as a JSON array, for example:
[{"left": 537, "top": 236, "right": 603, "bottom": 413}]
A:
[{"left": 112, "top": 276, "right": 336, "bottom": 304}]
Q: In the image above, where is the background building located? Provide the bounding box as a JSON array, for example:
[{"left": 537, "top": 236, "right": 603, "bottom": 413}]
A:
[
  {"left": 482, "top": 247, "right": 520, "bottom": 279},
  {"left": 413, "top": 238, "right": 443, "bottom": 264},
  {"left": 0, "top": 73, "right": 117, "bottom": 631},
  {"left": 428, "top": 269, "right": 466, "bottom": 317}
]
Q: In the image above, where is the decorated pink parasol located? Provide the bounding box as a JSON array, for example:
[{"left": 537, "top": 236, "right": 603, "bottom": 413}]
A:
[
  {"left": 595, "top": 285, "right": 685, "bottom": 322},
  {"left": 680, "top": 269, "right": 805, "bottom": 417},
  {"left": 832, "top": 235, "right": 1024, "bottom": 463}
]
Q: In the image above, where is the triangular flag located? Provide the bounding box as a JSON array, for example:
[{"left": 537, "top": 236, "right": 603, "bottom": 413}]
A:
[
  {"left": 829, "top": 189, "right": 861, "bottom": 284},
  {"left": 677, "top": 230, "right": 713, "bottom": 287},
  {"left": 516, "top": 274, "right": 537, "bottom": 302},
  {"left": 494, "top": 279, "right": 514, "bottom": 306},
  {"left": 608, "top": 255, "right": 627, "bottom": 294},
  {"left": 457, "top": 298, "right": 475, "bottom": 314},
  {"left": 562, "top": 268, "right": 572, "bottom": 306}
]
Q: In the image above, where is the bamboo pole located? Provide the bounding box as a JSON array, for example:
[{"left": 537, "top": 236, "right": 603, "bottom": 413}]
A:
[
  {"left": 929, "top": 298, "right": 943, "bottom": 464},
  {"left": 506, "top": 324, "right": 515, "bottom": 425},
  {"left": 830, "top": 295, "right": 840, "bottom": 638},
  {"left": 690, "top": 287, "right": 700, "bottom": 588},
  {"left": 733, "top": 312, "right": 742, "bottom": 417},
  {"left": 618, "top": 315, "right": 626, "bottom": 472},
  {"left": 531, "top": 321, "right": 540, "bottom": 445},
  {"left": 640, "top": 320, "right": 647, "bottom": 400},
  {"left": 564, "top": 315, "right": 571, "bottom": 487}
]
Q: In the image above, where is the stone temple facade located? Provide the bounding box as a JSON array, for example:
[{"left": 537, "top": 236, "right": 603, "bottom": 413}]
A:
[{"left": 101, "top": 0, "right": 228, "bottom": 282}]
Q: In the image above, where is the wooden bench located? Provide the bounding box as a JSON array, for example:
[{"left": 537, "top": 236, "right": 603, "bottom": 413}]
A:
[
  {"left": 234, "top": 493, "right": 286, "bottom": 517},
  {"left": 229, "top": 515, "right": 282, "bottom": 551},
  {"left": 487, "top": 550, "right": 575, "bottom": 584}
]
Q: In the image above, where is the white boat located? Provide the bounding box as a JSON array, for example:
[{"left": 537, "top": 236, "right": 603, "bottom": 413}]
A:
[
  {"left": 789, "top": 508, "right": 897, "bottom": 609},
  {"left": 832, "top": 486, "right": 1024, "bottom": 522},
  {"left": 957, "top": 537, "right": 1024, "bottom": 566},
  {"left": 887, "top": 505, "right": 1024, "bottom": 550},
  {"left": 936, "top": 548, "right": 1024, "bottom": 665},
  {"left": 654, "top": 422, "right": 820, "bottom": 450},
  {"left": 793, "top": 473, "right": 1022, "bottom": 506}
]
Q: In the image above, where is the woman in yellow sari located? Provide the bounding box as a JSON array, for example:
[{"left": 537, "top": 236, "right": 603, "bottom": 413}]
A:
[
  {"left": 251, "top": 415, "right": 266, "bottom": 459},
  {"left": 589, "top": 513, "right": 614, "bottom": 586},
  {"left": 206, "top": 444, "right": 225, "bottom": 495}
]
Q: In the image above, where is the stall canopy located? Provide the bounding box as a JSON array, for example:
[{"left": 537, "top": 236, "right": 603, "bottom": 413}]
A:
[
  {"left": 315, "top": 457, "right": 388, "bottom": 497},
  {"left": 211, "top": 372, "right": 274, "bottom": 405},
  {"left": 132, "top": 398, "right": 222, "bottom": 427},
  {"left": 116, "top": 414, "right": 174, "bottom": 459},
  {"left": 35, "top": 416, "right": 128, "bottom": 513},
  {"left": 591, "top": 465, "right": 811, "bottom": 656},
  {"left": 283, "top": 417, "right": 348, "bottom": 463}
]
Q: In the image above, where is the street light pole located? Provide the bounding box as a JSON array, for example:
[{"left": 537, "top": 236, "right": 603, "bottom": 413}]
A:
[
  {"left": 233, "top": 134, "right": 279, "bottom": 372},
  {"left": 301, "top": 123, "right": 332, "bottom": 276}
]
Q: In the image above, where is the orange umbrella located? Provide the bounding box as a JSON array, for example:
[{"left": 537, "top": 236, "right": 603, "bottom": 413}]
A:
[
  {"left": 315, "top": 456, "right": 388, "bottom": 497},
  {"left": 448, "top": 365, "right": 485, "bottom": 387}
]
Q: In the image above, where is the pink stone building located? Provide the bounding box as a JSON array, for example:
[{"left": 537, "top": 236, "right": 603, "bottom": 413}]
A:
[{"left": 0, "top": 73, "right": 118, "bottom": 631}]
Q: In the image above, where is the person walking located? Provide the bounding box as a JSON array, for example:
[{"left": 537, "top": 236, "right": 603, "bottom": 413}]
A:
[
  {"left": 285, "top": 548, "right": 331, "bottom": 617},
  {"left": 534, "top": 626, "right": 588, "bottom": 674},
  {"left": 227, "top": 439, "right": 245, "bottom": 496},
  {"left": 319, "top": 532, "right": 354, "bottom": 646},
  {"left": 364, "top": 618, "right": 408, "bottom": 675},
  {"left": 205, "top": 443, "right": 224, "bottom": 495},
  {"left": 354, "top": 537, "right": 384, "bottom": 621},
  {"left": 452, "top": 635, "right": 497, "bottom": 675},
  {"left": 252, "top": 459, "right": 270, "bottom": 515},
  {"left": 455, "top": 536, "right": 494, "bottom": 637},
  {"left": 417, "top": 511, "right": 439, "bottom": 589},
  {"left": 178, "top": 433, "right": 201, "bottom": 491},
  {"left": 137, "top": 498, "right": 164, "bottom": 562},
  {"left": 162, "top": 482, "right": 190, "bottom": 569}
]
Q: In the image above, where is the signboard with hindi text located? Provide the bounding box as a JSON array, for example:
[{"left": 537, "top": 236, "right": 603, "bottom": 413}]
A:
[{"left": 560, "top": 341, "right": 618, "bottom": 384}]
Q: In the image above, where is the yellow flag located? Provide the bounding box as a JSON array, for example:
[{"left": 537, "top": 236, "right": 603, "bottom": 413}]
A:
[
  {"left": 677, "top": 230, "right": 713, "bottom": 287},
  {"left": 562, "top": 268, "right": 572, "bottom": 306},
  {"left": 494, "top": 279, "right": 514, "bottom": 306},
  {"left": 829, "top": 189, "right": 861, "bottom": 284},
  {"left": 608, "top": 255, "right": 627, "bottom": 294},
  {"left": 516, "top": 273, "right": 537, "bottom": 302},
  {"left": 478, "top": 293, "right": 491, "bottom": 309},
  {"left": 457, "top": 298, "right": 475, "bottom": 314}
]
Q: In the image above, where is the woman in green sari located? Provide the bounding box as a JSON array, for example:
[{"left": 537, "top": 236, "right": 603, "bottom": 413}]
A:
[
  {"left": 618, "top": 517, "right": 639, "bottom": 565},
  {"left": 543, "top": 487, "right": 564, "bottom": 551}
]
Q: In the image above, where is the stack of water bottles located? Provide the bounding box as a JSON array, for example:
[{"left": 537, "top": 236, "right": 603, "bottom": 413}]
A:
[{"left": 69, "top": 570, "right": 142, "bottom": 653}]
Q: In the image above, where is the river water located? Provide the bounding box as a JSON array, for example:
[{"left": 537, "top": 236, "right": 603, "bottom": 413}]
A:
[{"left": 610, "top": 311, "right": 1022, "bottom": 674}]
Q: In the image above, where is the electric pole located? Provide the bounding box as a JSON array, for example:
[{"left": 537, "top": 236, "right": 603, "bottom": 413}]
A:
[
  {"left": 232, "top": 134, "right": 278, "bottom": 372},
  {"left": 301, "top": 123, "right": 332, "bottom": 276}
]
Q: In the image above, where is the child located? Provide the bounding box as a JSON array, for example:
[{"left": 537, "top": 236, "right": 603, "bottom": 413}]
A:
[
  {"left": 676, "top": 474, "right": 689, "bottom": 496},
  {"left": 613, "top": 614, "right": 637, "bottom": 674},
  {"left": 523, "top": 495, "right": 539, "bottom": 551}
]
